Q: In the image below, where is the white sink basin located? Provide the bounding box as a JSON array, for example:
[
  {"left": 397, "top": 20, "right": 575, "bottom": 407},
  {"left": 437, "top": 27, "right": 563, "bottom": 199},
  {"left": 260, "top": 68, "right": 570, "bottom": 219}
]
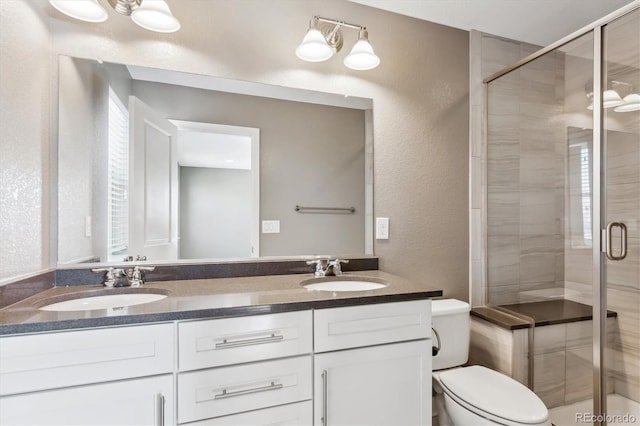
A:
[
  {"left": 39, "top": 292, "right": 167, "bottom": 312},
  {"left": 301, "top": 277, "right": 388, "bottom": 292}
]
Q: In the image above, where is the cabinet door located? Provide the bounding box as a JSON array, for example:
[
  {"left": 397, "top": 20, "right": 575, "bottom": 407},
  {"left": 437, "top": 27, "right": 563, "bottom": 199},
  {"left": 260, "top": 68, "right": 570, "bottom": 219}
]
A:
[
  {"left": 0, "top": 375, "right": 174, "bottom": 426},
  {"left": 314, "top": 340, "right": 431, "bottom": 426}
]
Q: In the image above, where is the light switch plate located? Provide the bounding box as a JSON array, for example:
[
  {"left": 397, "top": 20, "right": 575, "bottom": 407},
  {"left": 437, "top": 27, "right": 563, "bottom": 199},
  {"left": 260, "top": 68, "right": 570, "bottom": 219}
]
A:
[
  {"left": 85, "top": 216, "right": 92, "bottom": 238},
  {"left": 376, "top": 217, "right": 389, "bottom": 239},
  {"left": 262, "top": 220, "right": 280, "bottom": 234}
]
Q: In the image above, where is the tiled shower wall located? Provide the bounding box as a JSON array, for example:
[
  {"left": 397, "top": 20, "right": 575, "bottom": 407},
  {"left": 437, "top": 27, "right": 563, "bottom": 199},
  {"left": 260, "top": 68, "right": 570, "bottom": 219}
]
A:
[{"left": 475, "top": 33, "right": 567, "bottom": 305}]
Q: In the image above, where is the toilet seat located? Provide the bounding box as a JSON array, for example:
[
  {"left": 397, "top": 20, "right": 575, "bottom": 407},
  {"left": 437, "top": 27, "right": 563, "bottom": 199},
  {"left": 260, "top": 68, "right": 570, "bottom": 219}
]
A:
[{"left": 436, "top": 366, "right": 548, "bottom": 425}]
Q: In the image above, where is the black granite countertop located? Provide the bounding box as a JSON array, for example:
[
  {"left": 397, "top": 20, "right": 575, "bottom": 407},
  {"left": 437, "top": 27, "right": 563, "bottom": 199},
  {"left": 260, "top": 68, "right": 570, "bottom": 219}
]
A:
[{"left": 0, "top": 271, "right": 442, "bottom": 335}]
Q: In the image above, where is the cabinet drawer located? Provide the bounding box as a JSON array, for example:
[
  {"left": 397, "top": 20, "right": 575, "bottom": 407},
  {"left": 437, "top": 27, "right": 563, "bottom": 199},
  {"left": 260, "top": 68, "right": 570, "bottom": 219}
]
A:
[
  {"left": 187, "top": 401, "right": 312, "bottom": 425},
  {"left": 314, "top": 300, "right": 431, "bottom": 353},
  {"left": 178, "top": 355, "right": 312, "bottom": 423},
  {"left": 178, "top": 311, "right": 311, "bottom": 371},
  {"left": 0, "top": 323, "right": 174, "bottom": 396}
]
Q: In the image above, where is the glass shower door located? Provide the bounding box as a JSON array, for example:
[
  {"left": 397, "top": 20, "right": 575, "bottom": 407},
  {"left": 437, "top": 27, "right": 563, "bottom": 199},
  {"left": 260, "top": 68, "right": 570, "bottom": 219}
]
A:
[{"left": 601, "top": 8, "right": 640, "bottom": 425}]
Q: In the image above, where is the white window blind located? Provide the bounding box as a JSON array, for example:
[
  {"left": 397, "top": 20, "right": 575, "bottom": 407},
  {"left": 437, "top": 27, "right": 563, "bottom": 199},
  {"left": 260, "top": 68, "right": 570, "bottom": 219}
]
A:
[
  {"left": 580, "top": 144, "right": 592, "bottom": 244},
  {"left": 108, "top": 89, "right": 129, "bottom": 257}
]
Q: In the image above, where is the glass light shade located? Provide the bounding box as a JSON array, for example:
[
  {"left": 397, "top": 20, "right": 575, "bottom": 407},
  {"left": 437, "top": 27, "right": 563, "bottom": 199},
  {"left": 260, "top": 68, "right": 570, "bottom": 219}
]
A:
[
  {"left": 343, "top": 30, "right": 380, "bottom": 70},
  {"left": 49, "top": 0, "right": 108, "bottom": 23},
  {"left": 602, "top": 89, "right": 625, "bottom": 108},
  {"left": 613, "top": 93, "right": 640, "bottom": 112},
  {"left": 131, "top": 0, "right": 180, "bottom": 33},
  {"left": 296, "top": 28, "right": 333, "bottom": 62},
  {"left": 587, "top": 89, "right": 626, "bottom": 110}
]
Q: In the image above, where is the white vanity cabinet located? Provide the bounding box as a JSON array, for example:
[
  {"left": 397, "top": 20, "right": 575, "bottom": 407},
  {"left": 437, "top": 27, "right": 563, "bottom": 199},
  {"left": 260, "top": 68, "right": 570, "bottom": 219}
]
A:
[
  {"left": 313, "top": 300, "right": 432, "bottom": 426},
  {"left": 0, "top": 297, "right": 433, "bottom": 425},
  {"left": 0, "top": 323, "right": 175, "bottom": 425},
  {"left": 176, "top": 310, "right": 313, "bottom": 425}
]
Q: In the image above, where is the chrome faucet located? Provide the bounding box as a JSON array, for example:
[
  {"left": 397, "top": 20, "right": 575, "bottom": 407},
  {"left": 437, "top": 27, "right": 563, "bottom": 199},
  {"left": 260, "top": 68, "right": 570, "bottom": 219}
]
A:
[
  {"left": 125, "top": 266, "right": 156, "bottom": 287},
  {"left": 306, "top": 258, "right": 349, "bottom": 277},
  {"left": 328, "top": 258, "right": 348, "bottom": 276},
  {"left": 91, "top": 267, "right": 125, "bottom": 287},
  {"left": 92, "top": 266, "right": 155, "bottom": 287}
]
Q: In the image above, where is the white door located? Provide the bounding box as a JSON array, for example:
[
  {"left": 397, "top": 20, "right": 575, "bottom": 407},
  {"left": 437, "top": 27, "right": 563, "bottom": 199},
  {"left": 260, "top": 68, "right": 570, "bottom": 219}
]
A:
[
  {"left": 313, "top": 340, "right": 431, "bottom": 426},
  {"left": 0, "top": 375, "right": 174, "bottom": 425},
  {"left": 129, "top": 97, "right": 178, "bottom": 261}
]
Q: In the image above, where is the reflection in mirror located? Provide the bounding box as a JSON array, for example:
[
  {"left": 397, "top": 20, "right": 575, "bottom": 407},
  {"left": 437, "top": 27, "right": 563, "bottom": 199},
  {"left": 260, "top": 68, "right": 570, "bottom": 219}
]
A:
[
  {"left": 568, "top": 127, "right": 593, "bottom": 249},
  {"left": 57, "top": 56, "right": 373, "bottom": 266},
  {"left": 567, "top": 126, "right": 638, "bottom": 251}
]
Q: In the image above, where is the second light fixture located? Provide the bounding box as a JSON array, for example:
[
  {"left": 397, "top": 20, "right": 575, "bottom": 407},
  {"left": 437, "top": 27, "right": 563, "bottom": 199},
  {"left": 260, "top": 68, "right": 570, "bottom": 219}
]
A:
[
  {"left": 296, "top": 16, "right": 380, "bottom": 71},
  {"left": 49, "top": 0, "right": 180, "bottom": 33}
]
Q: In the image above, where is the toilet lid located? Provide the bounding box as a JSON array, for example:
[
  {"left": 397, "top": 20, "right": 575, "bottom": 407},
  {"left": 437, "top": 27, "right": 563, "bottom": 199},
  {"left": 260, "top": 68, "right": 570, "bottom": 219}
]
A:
[{"left": 438, "top": 366, "right": 548, "bottom": 424}]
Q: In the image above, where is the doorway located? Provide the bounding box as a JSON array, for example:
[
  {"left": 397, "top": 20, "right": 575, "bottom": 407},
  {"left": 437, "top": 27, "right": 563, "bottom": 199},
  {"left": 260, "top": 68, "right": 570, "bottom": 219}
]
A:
[{"left": 171, "top": 120, "right": 260, "bottom": 259}]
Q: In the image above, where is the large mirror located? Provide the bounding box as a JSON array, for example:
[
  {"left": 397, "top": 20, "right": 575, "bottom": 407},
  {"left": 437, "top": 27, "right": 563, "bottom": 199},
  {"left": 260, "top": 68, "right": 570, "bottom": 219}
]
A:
[{"left": 57, "top": 56, "right": 373, "bottom": 266}]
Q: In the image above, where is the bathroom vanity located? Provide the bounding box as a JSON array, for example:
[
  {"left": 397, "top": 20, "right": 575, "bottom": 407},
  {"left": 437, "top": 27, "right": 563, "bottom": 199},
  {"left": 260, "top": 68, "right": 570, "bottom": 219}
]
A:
[{"left": 0, "top": 270, "right": 440, "bottom": 425}]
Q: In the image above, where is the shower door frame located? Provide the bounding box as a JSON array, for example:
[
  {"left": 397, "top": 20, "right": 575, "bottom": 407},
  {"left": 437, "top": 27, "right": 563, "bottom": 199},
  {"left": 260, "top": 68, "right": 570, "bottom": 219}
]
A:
[{"left": 482, "top": 2, "right": 639, "bottom": 424}]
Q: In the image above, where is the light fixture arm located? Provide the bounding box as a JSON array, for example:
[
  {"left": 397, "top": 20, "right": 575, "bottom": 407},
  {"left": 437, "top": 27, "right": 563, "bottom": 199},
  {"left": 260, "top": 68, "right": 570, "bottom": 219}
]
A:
[
  {"left": 311, "top": 16, "right": 367, "bottom": 55},
  {"left": 107, "top": 0, "right": 141, "bottom": 16},
  {"left": 315, "top": 16, "right": 364, "bottom": 32}
]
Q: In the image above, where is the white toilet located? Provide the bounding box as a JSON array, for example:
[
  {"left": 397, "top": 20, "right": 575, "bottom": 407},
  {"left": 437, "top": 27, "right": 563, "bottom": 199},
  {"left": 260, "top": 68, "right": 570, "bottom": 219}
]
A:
[{"left": 431, "top": 299, "right": 550, "bottom": 426}]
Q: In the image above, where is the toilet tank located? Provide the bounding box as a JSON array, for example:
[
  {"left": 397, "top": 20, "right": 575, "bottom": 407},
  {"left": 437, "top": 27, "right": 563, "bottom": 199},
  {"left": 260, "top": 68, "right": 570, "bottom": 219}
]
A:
[{"left": 431, "top": 299, "right": 470, "bottom": 370}]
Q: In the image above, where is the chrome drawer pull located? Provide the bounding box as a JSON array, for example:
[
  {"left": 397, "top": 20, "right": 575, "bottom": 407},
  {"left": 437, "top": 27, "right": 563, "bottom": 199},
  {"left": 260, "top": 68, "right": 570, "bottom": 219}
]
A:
[
  {"left": 322, "top": 370, "right": 328, "bottom": 425},
  {"left": 215, "top": 333, "right": 283, "bottom": 349},
  {"left": 214, "top": 381, "right": 283, "bottom": 399},
  {"left": 156, "top": 394, "right": 165, "bottom": 426}
]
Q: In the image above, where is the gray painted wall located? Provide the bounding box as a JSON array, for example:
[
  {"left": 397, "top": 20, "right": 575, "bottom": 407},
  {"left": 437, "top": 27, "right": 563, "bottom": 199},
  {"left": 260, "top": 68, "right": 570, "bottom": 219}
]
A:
[{"left": 179, "top": 166, "right": 253, "bottom": 259}]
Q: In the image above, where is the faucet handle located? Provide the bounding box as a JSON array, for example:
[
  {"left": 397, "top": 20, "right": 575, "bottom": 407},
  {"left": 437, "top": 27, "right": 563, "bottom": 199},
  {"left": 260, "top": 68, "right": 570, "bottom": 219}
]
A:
[
  {"left": 306, "top": 258, "right": 330, "bottom": 277},
  {"left": 126, "top": 266, "right": 156, "bottom": 288},
  {"left": 306, "top": 258, "right": 329, "bottom": 266},
  {"left": 329, "top": 259, "right": 349, "bottom": 275},
  {"left": 91, "top": 267, "right": 122, "bottom": 287}
]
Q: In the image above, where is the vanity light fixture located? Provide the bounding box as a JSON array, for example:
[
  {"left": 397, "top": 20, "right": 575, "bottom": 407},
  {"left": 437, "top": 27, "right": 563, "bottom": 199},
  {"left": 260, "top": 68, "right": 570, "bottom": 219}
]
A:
[
  {"left": 296, "top": 16, "right": 380, "bottom": 70},
  {"left": 587, "top": 90, "right": 625, "bottom": 110},
  {"left": 586, "top": 81, "right": 639, "bottom": 112},
  {"left": 48, "top": 0, "right": 180, "bottom": 33},
  {"left": 614, "top": 93, "right": 640, "bottom": 112},
  {"left": 49, "top": 0, "right": 109, "bottom": 23},
  {"left": 131, "top": 0, "right": 181, "bottom": 33}
]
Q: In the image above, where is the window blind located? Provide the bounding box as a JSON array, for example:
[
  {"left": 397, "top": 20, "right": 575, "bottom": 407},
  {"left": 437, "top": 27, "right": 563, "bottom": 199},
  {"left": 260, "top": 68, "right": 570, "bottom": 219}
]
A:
[
  {"left": 580, "top": 145, "right": 592, "bottom": 243},
  {"left": 108, "top": 89, "right": 129, "bottom": 256}
]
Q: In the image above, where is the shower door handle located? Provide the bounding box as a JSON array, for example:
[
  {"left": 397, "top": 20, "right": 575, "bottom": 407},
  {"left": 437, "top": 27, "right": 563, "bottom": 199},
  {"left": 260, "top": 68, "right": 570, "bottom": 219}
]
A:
[{"left": 605, "top": 222, "right": 627, "bottom": 261}]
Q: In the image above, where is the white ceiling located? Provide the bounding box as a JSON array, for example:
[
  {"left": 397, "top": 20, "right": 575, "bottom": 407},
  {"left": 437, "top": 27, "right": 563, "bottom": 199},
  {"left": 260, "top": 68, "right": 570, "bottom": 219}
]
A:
[
  {"left": 176, "top": 130, "right": 252, "bottom": 170},
  {"left": 350, "top": 0, "right": 636, "bottom": 46},
  {"left": 170, "top": 120, "right": 254, "bottom": 170}
]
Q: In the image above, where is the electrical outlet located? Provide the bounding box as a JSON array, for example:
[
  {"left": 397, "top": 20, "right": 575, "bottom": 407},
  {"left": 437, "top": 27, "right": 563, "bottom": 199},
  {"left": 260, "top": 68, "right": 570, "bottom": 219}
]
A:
[{"left": 262, "top": 220, "right": 280, "bottom": 234}]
